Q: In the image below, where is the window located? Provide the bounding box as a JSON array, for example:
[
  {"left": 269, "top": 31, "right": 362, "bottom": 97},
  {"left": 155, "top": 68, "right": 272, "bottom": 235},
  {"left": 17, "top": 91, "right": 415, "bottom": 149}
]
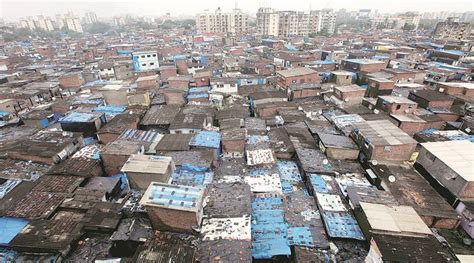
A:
[
  {"left": 150, "top": 62, "right": 154, "bottom": 66},
  {"left": 147, "top": 55, "right": 151, "bottom": 58},
  {"left": 426, "top": 151, "right": 436, "bottom": 162},
  {"left": 396, "top": 105, "right": 401, "bottom": 110},
  {"left": 152, "top": 54, "right": 157, "bottom": 57},
  {"left": 384, "top": 146, "right": 391, "bottom": 152},
  {"left": 363, "top": 138, "right": 370, "bottom": 149},
  {"left": 142, "top": 63, "right": 146, "bottom": 66},
  {"left": 141, "top": 55, "right": 145, "bottom": 58}
]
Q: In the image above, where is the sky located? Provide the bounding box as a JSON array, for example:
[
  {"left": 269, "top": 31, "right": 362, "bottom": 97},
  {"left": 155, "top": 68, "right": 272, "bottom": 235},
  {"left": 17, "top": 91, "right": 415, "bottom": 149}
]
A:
[{"left": 1, "top": 0, "right": 473, "bottom": 21}]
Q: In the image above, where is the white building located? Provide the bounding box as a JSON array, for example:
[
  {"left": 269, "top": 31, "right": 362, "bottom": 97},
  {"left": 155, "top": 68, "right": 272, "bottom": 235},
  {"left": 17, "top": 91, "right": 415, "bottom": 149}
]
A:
[
  {"left": 65, "top": 15, "right": 83, "bottom": 32},
  {"left": 196, "top": 7, "right": 249, "bottom": 34},
  {"left": 257, "top": 8, "right": 335, "bottom": 37},
  {"left": 319, "top": 9, "right": 337, "bottom": 34},
  {"left": 114, "top": 16, "right": 126, "bottom": 26},
  {"left": 84, "top": 12, "right": 98, "bottom": 24},
  {"left": 132, "top": 51, "right": 159, "bottom": 72},
  {"left": 19, "top": 17, "right": 36, "bottom": 31},
  {"left": 55, "top": 14, "right": 65, "bottom": 29},
  {"left": 52, "top": 12, "right": 83, "bottom": 33},
  {"left": 36, "top": 16, "right": 54, "bottom": 31},
  {"left": 256, "top": 7, "right": 279, "bottom": 37}
]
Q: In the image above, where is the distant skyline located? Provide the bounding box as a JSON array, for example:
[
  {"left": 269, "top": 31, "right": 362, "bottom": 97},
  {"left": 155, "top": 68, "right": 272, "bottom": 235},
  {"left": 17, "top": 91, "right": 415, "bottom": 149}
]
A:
[{"left": 1, "top": 0, "right": 473, "bottom": 21}]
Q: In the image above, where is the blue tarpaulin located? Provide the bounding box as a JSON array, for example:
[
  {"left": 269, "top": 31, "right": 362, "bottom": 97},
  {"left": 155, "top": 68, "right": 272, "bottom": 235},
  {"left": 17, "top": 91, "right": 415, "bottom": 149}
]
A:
[
  {"left": 309, "top": 174, "right": 331, "bottom": 194},
  {"left": 189, "top": 131, "right": 221, "bottom": 149},
  {"left": 0, "top": 217, "right": 28, "bottom": 245},
  {"left": 251, "top": 196, "right": 291, "bottom": 259},
  {"left": 276, "top": 160, "right": 301, "bottom": 183},
  {"left": 246, "top": 135, "right": 269, "bottom": 145},
  {"left": 94, "top": 105, "right": 126, "bottom": 114},
  {"left": 83, "top": 137, "right": 96, "bottom": 146},
  {"left": 287, "top": 226, "right": 315, "bottom": 247},
  {"left": 171, "top": 166, "right": 213, "bottom": 187},
  {"left": 322, "top": 211, "right": 365, "bottom": 240},
  {"left": 111, "top": 172, "right": 130, "bottom": 191},
  {"left": 59, "top": 111, "right": 101, "bottom": 123}
]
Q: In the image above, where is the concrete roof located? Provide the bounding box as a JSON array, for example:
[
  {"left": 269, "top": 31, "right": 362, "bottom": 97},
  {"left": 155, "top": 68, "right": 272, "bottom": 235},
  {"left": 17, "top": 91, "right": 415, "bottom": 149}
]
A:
[
  {"left": 276, "top": 67, "right": 316, "bottom": 78},
  {"left": 360, "top": 202, "right": 432, "bottom": 236},
  {"left": 421, "top": 140, "right": 473, "bottom": 182}
]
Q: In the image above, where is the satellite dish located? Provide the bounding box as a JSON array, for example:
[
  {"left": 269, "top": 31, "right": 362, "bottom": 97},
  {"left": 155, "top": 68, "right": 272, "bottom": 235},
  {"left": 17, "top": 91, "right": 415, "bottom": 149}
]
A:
[
  {"left": 388, "top": 175, "right": 396, "bottom": 182},
  {"left": 371, "top": 160, "right": 378, "bottom": 165},
  {"left": 404, "top": 109, "right": 410, "bottom": 113},
  {"left": 323, "top": 159, "right": 329, "bottom": 165},
  {"left": 266, "top": 126, "right": 270, "bottom": 131},
  {"left": 373, "top": 109, "right": 380, "bottom": 114},
  {"left": 344, "top": 98, "right": 349, "bottom": 102}
]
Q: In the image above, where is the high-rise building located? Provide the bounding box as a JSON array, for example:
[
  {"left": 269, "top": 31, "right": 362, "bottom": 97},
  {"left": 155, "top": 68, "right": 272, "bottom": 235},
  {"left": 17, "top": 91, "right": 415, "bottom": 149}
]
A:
[
  {"left": 114, "top": 16, "right": 126, "bottom": 26},
  {"left": 55, "top": 14, "right": 65, "bottom": 29},
  {"left": 319, "top": 9, "right": 337, "bottom": 34},
  {"left": 64, "top": 12, "right": 83, "bottom": 33},
  {"left": 257, "top": 8, "right": 334, "bottom": 37},
  {"left": 398, "top": 12, "right": 421, "bottom": 29},
  {"left": 36, "top": 16, "right": 55, "bottom": 31},
  {"left": 19, "top": 16, "right": 54, "bottom": 31},
  {"left": 19, "top": 17, "right": 36, "bottom": 31},
  {"left": 256, "top": 7, "right": 279, "bottom": 37},
  {"left": 434, "top": 17, "right": 470, "bottom": 40},
  {"left": 196, "top": 7, "right": 249, "bottom": 34},
  {"left": 84, "top": 12, "right": 98, "bottom": 24}
]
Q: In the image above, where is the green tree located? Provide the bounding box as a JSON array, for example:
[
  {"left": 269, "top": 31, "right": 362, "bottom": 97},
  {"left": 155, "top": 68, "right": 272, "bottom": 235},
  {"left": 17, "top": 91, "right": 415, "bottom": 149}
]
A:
[
  {"left": 403, "top": 23, "right": 416, "bottom": 31},
  {"left": 85, "top": 22, "right": 112, "bottom": 34}
]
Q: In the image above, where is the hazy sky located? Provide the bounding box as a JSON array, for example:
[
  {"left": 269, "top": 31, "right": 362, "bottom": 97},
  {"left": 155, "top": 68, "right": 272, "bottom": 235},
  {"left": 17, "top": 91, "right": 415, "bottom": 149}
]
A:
[{"left": 1, "top": 0, "right": 473, "bottom": 21}]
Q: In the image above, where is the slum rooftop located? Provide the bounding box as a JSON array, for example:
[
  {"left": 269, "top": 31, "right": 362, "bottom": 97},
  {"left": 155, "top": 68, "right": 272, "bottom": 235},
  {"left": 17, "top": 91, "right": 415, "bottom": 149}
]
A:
[{"left": 0, "top": 12, "right": 472, "bottom": 263}]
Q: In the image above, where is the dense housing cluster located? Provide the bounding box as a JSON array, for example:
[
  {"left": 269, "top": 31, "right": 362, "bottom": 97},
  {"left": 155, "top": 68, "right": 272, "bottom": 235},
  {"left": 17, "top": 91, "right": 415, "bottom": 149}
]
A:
[{"left": 0, "top": 13, "right": 473, "bottom": 263}]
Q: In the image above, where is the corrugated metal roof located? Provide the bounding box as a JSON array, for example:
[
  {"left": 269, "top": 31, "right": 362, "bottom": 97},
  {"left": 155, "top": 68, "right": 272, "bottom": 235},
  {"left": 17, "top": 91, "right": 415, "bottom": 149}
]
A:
[{"left": 119, "top": 128, "right": 162, "bottom": 143}]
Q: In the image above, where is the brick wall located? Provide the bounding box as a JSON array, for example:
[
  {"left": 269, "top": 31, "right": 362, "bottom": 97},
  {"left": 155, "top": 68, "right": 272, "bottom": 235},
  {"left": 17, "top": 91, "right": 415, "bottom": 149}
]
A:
[
  {"left": 146, "top": 207, "right": 198, "bottom": 233},
  {"left": 102, "top": 153, "right": 130, "bottom": 176},
  {"left": 59, "top": 73, "right": 84, "bottom": 88}
]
